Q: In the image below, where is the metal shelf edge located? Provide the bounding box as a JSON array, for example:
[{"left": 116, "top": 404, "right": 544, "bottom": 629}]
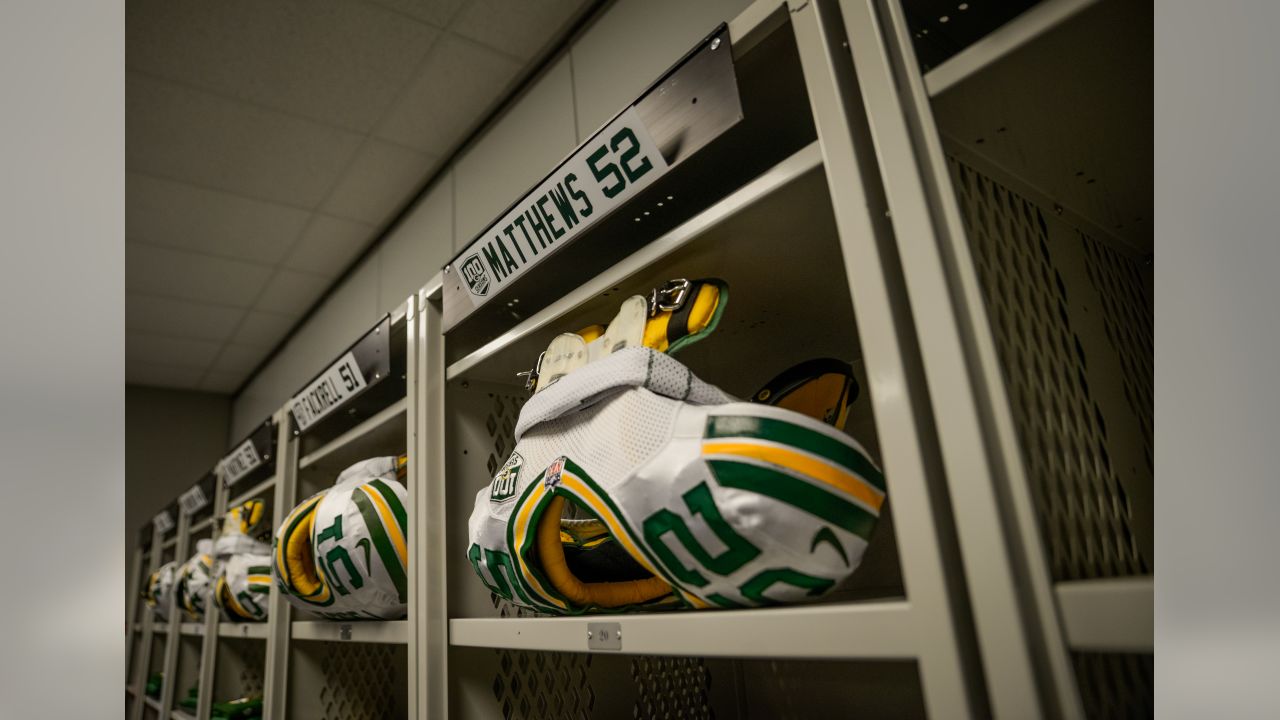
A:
[
  {"left": 297, "top": 397, "right": 408, "bottom": 470},
  {"left": 179, "top": 623, "right": 203, "bottom": 637},
  {"left": 446, "top": 140, "right": 825, "bottom": 382},
  {"left": 227, "top": 474, "right": 278, "bottom": 508},
  {"left": 290, "top": 619, "right": 408, "bottom": 644},
  {"left": 923, "top": 0, "right": 1099, "bottom": 97},
  {"left": 217, "top": 622, "right": 269, "bottom": 639},
  {"left": 1056, "top": 576, "right": 1153, "bottom": 652},
  {"left": 449, "top": 599, "right": 914, "bottom": 658}
]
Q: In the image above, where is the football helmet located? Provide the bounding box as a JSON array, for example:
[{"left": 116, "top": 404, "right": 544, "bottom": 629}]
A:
[
  {"left": 215, "top": 553, "right": 272, "bottom": 622},
  {"left": 175, "top": 539, "right": 215, "bottom": 620},
  {"left": 143, "top": 560, "right": 178, "bottom": 621},
  {"left": 274, "top": 456, "right": 409, "bottom": 620},
  {"left": 215, "top": 499, "right": 270, "bottom": 558},
  {"left": 467, "top": 280, "right": 883, "bottom": 614}
]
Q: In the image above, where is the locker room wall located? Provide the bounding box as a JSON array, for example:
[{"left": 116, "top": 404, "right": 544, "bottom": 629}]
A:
[
  {"left": 230, "top": 0, "right": 753, "bottom": 437},
  {"left": 125, "top": 384, "right": 230, "bottom": 542}
]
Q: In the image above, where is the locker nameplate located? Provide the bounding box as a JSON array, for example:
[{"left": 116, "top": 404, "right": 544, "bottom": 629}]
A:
[{"left": 289, "top": 316, "right": 392, "bottom": 433}]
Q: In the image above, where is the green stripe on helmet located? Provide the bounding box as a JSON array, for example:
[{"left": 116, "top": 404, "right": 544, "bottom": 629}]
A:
[
  {"left": 351, "top": 488, "right": 408, "bottom": 603},
  {"left": 705, "top": 415, "right": 885, "bottom": 491},
  {"left": 368, "top": 479, "right": 408, "bottom": 537},
  {"left": 706, "top": 459, "right": 878, "bottom": 541}
]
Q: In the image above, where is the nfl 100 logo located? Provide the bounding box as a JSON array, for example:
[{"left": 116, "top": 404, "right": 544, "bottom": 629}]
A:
[
  {"left": 490, "top": 452, "right": 522, "bottom": 503},
  {"left": 460, "top": 254, "right": 490, "bottom": 297}
]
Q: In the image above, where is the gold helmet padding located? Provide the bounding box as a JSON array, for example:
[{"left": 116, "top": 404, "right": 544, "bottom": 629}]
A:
[
  {"left": 273, "top": 492, "right": 333, "bottom": 608},
  {"left": 752, "top": 358, "right": 859, "bottom": 430},
  {"left": 534, "top": 495, "right": 673, "bottom": 608}
]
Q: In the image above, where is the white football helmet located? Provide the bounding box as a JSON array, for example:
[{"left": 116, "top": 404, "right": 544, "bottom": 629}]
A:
[
  {"left": 215, "top": 553, "right": 272, "bottom": 622},
  {"left": 175, "top": 539, "right": 215, "bottom": 620},
  {"left": 274, "top": 456, "right": 409, "bottom": 620},
  {"left": 143, "top": 560, "right": 178, "bottom": 621},
  {"left": 467, "top": 281, "right": 883, "bottom": 614},
  {"left": 215, "top": 498, "right": 269, "bottom": 558}
]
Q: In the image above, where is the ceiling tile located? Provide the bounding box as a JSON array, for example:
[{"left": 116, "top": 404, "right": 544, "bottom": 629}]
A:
[
  {"left": 199, "top": 370, "right": 246, "bottom": 394},
  {"left": 363, "top": 0, "right": 469, "bottom": 27},
  {"left": 212, "top": 343, "right": 272, "bottom": 375},
  {"left": 255, "top": 269, "right": 332, "bottom": 316},
  {"left": 126, "top": 293, "right": 245, "bottom": 342},
  {"left": 127, "top": 0, "right": 440, "bottom": 132},
  {"left": 127, "top": 332, "right": 224, "bottom": 370},
  {"left": 321, "top": 140, "right": 439, "bottom": 224},
  {"left": 126, "top": 361, "right": 209, "bottom": 389},
  {"left": 451, "top": 0, "right": 587, "bottom": 61},
  {"left": 127, "top": 72, "right": 365, "bottom": 208},
  {"left": 283, "top": 215, "right": 374, "bottom": 277},
  {"left": 126, "top": 173, "right": 309, "bottom": 264},
  {"left": 127, "top": 242, "right": 273, "bottom": 307},
  {"left": 232, "top": 310, "right": 299, "bottom": 347},
  {"left": 375, "top": 34, "right": 522, "bottom": 154}
]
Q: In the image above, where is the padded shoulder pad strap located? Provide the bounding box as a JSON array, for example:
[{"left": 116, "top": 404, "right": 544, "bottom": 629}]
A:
[{"left": 515, "top": 347, "right": 736, "bottom": 441}]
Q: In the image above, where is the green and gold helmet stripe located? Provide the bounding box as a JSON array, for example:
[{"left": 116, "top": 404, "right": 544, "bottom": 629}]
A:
[
  {"left": 704, "top": 415, "right": 885, "bottom": 492},
  {"left": 700, "top": 439, "right": 884, "bottom": 513},
  {"left": 706, "top": 459, "right": 878, "bottom": 542},
  {"left": 351, "top": 485, "right": 408, "bottom": 603}
]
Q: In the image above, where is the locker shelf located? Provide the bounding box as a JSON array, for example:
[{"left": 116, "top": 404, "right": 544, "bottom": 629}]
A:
[
  {"left": 127, "top": 684, "right": 138, "bottom": 696},
  {"left": 1056, "top": 577, "right": 1152, "bottom": 652},
  {"left": 923, "top": 0, "right": 1097, "bottom": 97},
  {"left": 297, "top": 397, "right": 407, "bottom": 473},
  {"left": 450, "top": 600, "right": 913, "bottom": 658},
  {"left": 446, "top": 140, "right": 824, "bottom": 385},
  {"left": 291, "top": 619, "right": 408, "bottom": 644},
  {"left": 144, "top": 697, "right": 162, "bottom": 712},
  {"left": 179, "top": 623, "right": 203, "bottom": 637},
  {"left": 187, "top": 516, "right": 213, "bottom": 534},
  {"left": 217, "top": 622, "right": 268, "bottom": 640},
  {"left": 154, "top": 625, "right": 169, "bottom": 635},
  {"left": 171, "top": 711, "right": 195, "bottom": 720},
  {"left": 227, "top": 474, "right": 276, "bottom": 508}
]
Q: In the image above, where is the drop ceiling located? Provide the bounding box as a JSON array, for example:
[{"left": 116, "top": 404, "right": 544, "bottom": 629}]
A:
[{"left": 126, "top": 0, "right": 590, "bottom": 393}]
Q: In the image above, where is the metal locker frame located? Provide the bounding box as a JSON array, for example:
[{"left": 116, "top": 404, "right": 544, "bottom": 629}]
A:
[
  {"left": 422, "top": 1, "right": 995, "bottom": 717},
  {"left": 123, "top": 0, "right": 1153, "bottom": 716},
  {"left": 831, "top": 0, "right": 1153, "bottom": 716}
]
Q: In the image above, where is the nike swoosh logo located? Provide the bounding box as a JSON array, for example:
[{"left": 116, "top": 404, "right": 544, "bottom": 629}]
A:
[{"left": 809, "top": 526, "right": 850, "bottom": 567}]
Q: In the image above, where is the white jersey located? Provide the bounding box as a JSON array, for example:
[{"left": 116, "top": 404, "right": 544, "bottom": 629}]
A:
[
  {"left": 145, "top": 560, "right": 178, "bottom": 621},
  {"left": 216, "top": 552, "right": 272, "bottom": 622},
  {"left": 467, "top": 347, "right": 884, "bottom": 613},
  {"left": 274, "top": 457, "right": 409, "bottom": 620},
  {"left": 176, "top": 539, "right": 214, "bottom": 620}
]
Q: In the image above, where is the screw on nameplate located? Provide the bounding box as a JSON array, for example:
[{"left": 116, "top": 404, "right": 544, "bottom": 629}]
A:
[
  {"left": 586, "top": 622, "right": 622, "bottom": 651},
  {"left": 339, "top": 624, "right": 352, "bottom": 641}
]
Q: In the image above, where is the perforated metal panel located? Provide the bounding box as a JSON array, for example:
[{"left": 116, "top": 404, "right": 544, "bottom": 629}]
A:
[
  {"left": 631, "top": 656, "right": 714, "bottom": 720},
  {"left": 485, "top": 392, "right": 524, "bottom": 478},
  {"left": 227, "top": 638, "right": 265, "bottom": 697},
  {"left": 949, "top": 157, "right": 1151, "bottom": 581},
  {"left": 489, "top": 650, "right": 595, "bottom": 720},
  {"left": 1071, "top": 652, "right": 1153, "bottom": 720},
  {"left": 315, "top": 643, "right": 401, "bottom": 720}
]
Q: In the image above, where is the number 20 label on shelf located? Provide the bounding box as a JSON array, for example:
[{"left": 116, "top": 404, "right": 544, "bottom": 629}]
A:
[
  {"left": 290, "top": 351, "right": 368, "bottom": 432},
  {"left": 455, "top": 106, "right": 670, "bottom": 309}
]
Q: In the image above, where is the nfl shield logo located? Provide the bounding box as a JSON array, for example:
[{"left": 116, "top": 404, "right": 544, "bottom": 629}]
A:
[
  {"left": 544, "top": 456, "right": 567, "bottom": 489},
  {"left": 460, "top": 254, "right": 490, "bottom": 297}
]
